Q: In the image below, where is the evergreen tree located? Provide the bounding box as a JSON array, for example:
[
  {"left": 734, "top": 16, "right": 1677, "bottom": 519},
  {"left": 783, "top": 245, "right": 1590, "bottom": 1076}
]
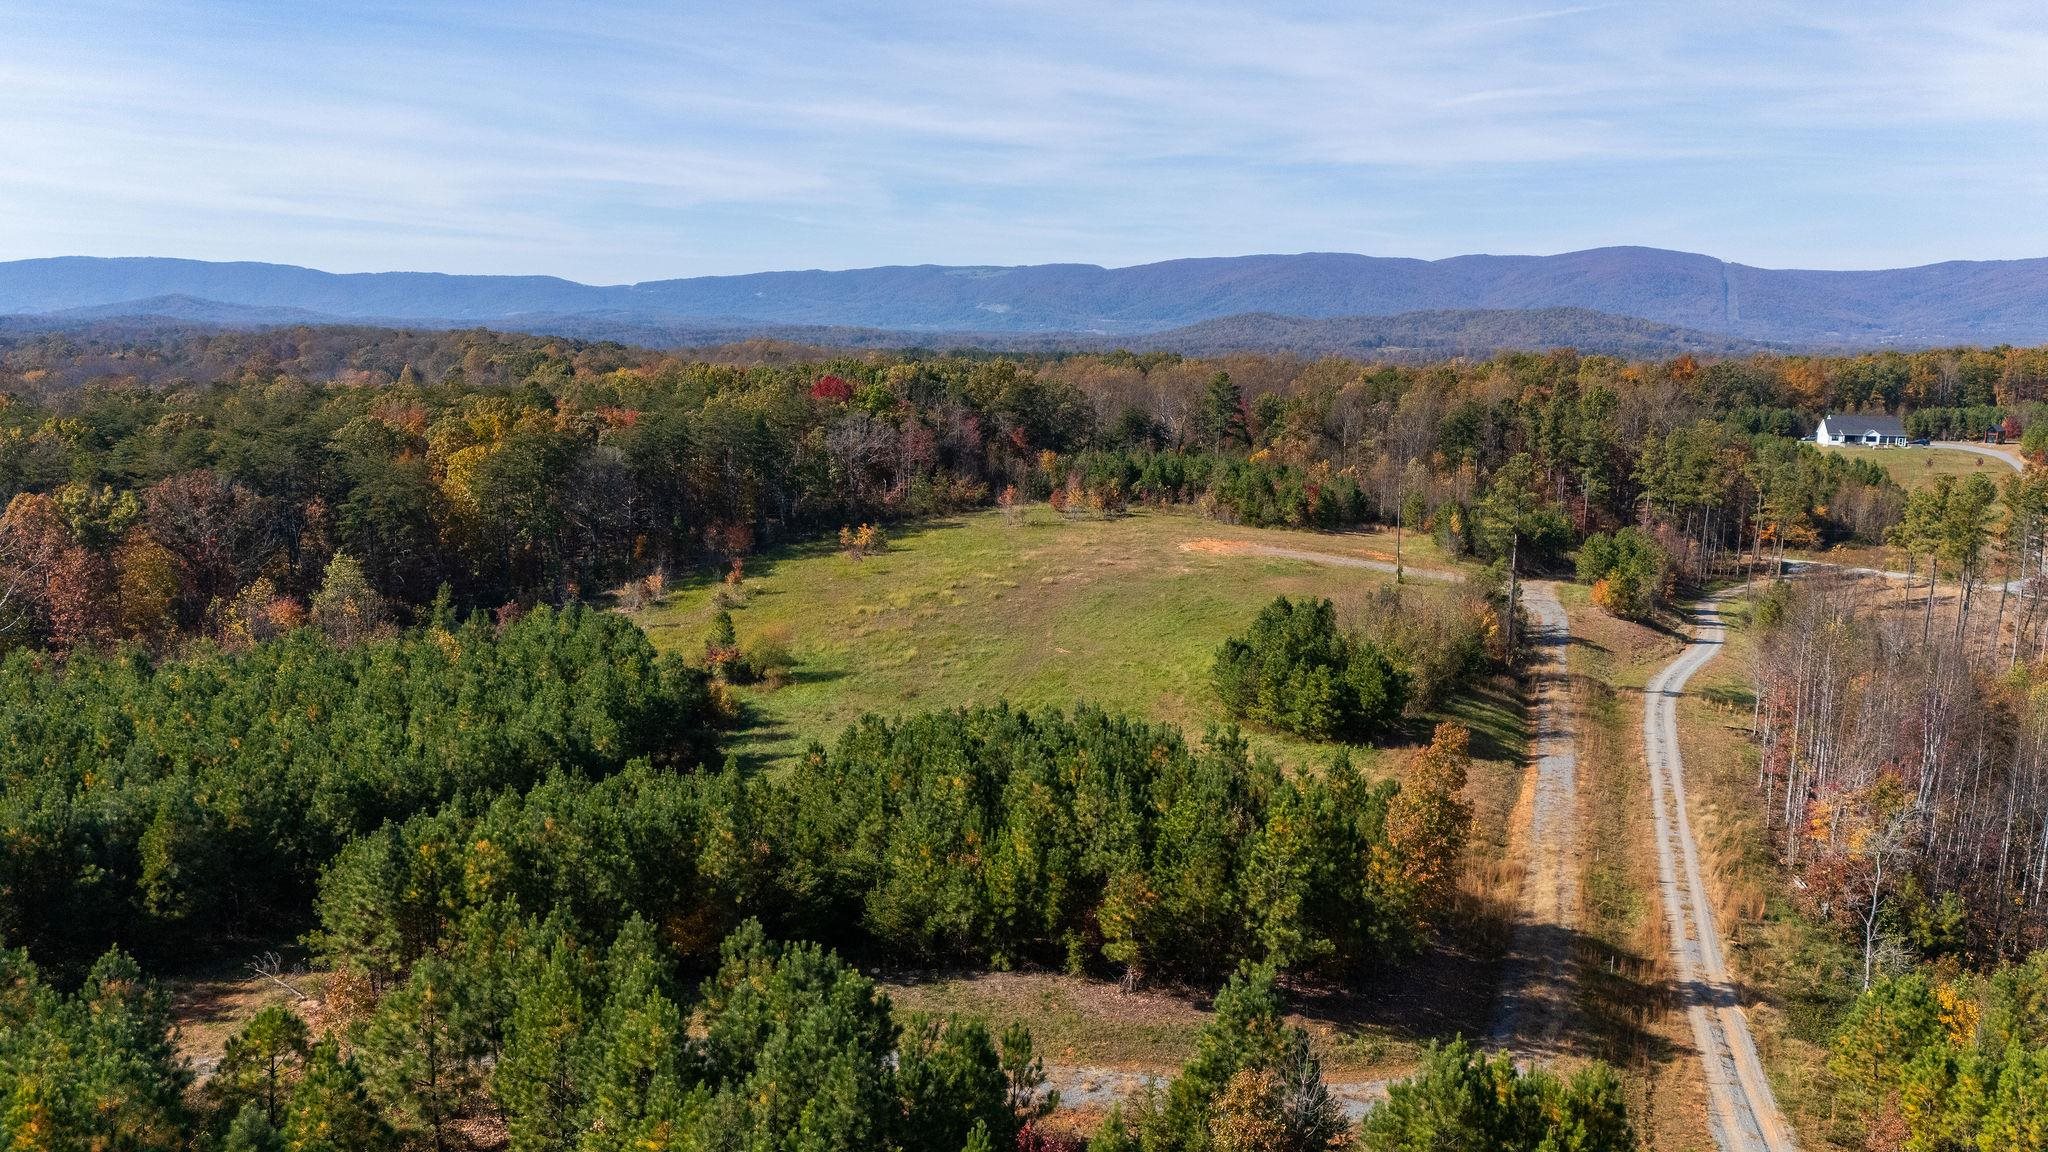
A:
[
  {"left": 894, "top": 1016, "right": 1014, "bottom": 1152},
  {"left": 690, "top": 920, "right": 907, "bottom": 1152},
  {"left": 222, "top": 1102, "right": 284, "bottom": 1152},
  {"left": 495, "top": 925, "right": 597, "bottom": 1152},
  {"left": 309, "top": 552, "right": 386, "bottom": 645},
  {"left": 576, "top": 920, "right": 698, "bottom": 1152},
  {"left": 356, "top": 956, "right": 477, "bottom": 1152},
  {"left": 208, "top": 1005, "right": 312, "bottom": 1133},
  {"left": 280, "top": 1041, "right": 396, "bottom": 1152},
  {"left": 1199, "top": 373, "right": 1250, "bottom": 449},
  {"left": 70, "top": 949, "right": 192, "bottom": 1150},
  {"left": 1359, "top": 1039, "right": 1632, "bottom": 1152}
]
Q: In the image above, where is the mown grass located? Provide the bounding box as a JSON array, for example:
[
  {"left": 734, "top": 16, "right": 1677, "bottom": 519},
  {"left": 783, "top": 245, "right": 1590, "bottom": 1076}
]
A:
[{"left": 1817, "top": 444, "right": 2012, "bottom": 492}]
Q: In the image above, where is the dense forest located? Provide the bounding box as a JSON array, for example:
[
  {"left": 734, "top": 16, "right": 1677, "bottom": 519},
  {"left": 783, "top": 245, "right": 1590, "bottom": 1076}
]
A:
[
  {"left": 9, "top": 324, "right": 2048, "bottom": 1149},
  {"left": 14, "top": 324, "right": 2048, "bottom": 652}
]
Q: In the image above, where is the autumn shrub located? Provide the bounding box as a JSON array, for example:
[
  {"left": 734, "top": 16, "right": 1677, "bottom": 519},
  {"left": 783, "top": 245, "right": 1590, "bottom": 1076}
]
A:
[
  {"left": 1353, "top": 583, "right": 1495, "bottom": 712},
  {"left": 743, "top": 623, "right": 796, "bottom": 687},
  {"left": 1577, "top": 527, "right": 1668, "bottom": 618},
  {"left": 839, "top": 522, "right": 884, "bottom": 559}
]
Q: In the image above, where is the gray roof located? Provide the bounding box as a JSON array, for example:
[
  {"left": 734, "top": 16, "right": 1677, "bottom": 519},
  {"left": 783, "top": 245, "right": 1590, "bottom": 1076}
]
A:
[{"left": 1823, "top": 413, "right": 1907, "bottom": 438}]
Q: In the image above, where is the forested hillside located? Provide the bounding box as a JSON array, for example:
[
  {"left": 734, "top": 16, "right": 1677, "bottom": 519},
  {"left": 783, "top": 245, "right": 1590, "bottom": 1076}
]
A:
[
  {"left": 14, "top": 248, "right": 2048, "bottom": 344},
  {"left": 8, "top": 324, "right": 2048, "bottom": 1149}
]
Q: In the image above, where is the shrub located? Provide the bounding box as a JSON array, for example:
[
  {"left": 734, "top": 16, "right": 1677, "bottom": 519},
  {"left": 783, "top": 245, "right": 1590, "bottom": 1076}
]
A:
[
  {"left": 1212, "top": 597, "right": 1409, "bottom": 741},
  {"left": 838, "top": 523, "right": 885, "bottom": 559},
  {"left": 1577, "top": 527, "right": 1668, "bottom": 619},
  {"left": 1352, "top": 584, "right": 1495, "bottom": 712},
  {"left": 743, "top": 624, "right": 796, "bottom": 687}
]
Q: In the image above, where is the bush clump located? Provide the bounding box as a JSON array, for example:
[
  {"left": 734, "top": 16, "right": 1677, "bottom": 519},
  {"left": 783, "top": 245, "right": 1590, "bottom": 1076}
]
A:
[
  {"left": 1576, "top": 527, "right": 1669, "bottom": 619},
  {"left": 1212, "top": 596, "right": 1408, "bottom": 741}
]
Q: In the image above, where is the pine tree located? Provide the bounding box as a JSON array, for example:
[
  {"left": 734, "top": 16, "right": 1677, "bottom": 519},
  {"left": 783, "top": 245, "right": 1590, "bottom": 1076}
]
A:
[
  {"left": 356, "top": 956, "right": 477, "bottom": 1152},
  {"left": 495, "top": 928, "right": 596, "bottom": 1152},
  {"left": 281, "top": 1041, "right": 397, "bottom": 1152},
  {"left": 222, "top": 1102, "right": 284, "bottom": 1152},
  {"left": 577, "top": 918, "right": 697, "bottom": 1152},
  {"left": 310, "top": 552, "right": 386, "bottom": 645},
  {"left": 71, "top": 949, "right": 192, "bottom": 1149},
  {"left": 208, "top": 1005, "right": 312, "bottom": 1131},
  {"left": 1200, "top": 373, "right": 1250, "bottom": 449}
]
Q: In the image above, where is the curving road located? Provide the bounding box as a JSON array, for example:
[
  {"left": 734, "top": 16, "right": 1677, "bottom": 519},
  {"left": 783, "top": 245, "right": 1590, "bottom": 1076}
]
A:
[
  {"left": 1644, "top": 597, "right": 1797, "bottom": 1152},
  {"left": 1487, "top": 580, "right": 1580, "bottom": 1059},
  {"left": 1931, "top": 440, "right": 2025, "bottom": 472}
]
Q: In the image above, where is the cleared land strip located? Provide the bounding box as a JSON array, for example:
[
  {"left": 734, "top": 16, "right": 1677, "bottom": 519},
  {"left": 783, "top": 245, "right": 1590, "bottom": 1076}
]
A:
[
  {"left": 1178, "top": 538, "right": 1464, "bottom": 582},
  {"left": 1644, "top": 597, "right": 1797, "bottom": 1152},
  {"left": 1485, "top": 580, "right": 1580, "bottom": 1059}
]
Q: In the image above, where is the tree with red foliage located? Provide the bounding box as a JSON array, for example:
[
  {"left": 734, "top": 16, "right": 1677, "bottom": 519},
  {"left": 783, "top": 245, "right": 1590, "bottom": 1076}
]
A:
[
  {"left": 141, "top": 470, "right": 275, "bottom": 626},
  {"left": 811, "top": 374, "right": 854, "bottom": 403}
]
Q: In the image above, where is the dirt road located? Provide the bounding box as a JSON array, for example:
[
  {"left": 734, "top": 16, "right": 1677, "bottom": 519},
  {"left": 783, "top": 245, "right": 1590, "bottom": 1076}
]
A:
[
  {"left": 1644, "top": 597, "right": 1797, "bottom": 1152},
  {"left": 1486, "top": 580, "right": 1580, "bottom": 1059},
  {"left": 1179, "top": 539, "right": 1464, "bottom": 583}
]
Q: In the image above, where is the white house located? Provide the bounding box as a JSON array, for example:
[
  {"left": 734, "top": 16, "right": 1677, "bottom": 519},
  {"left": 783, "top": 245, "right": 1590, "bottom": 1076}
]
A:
[{"left": 1815, "top": 413, "right": 1909, "bottom": 447}]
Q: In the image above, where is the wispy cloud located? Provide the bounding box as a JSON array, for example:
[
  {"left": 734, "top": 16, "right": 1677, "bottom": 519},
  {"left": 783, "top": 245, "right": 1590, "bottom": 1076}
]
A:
[{"left": 1, "top": 0, "right": 2045, "bottom": 279}]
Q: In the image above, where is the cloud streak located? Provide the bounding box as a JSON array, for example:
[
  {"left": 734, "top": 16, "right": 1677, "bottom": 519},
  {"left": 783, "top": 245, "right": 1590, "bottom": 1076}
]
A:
[{"left": 1, "top": 0, "right": 2045, "bottom": 280}]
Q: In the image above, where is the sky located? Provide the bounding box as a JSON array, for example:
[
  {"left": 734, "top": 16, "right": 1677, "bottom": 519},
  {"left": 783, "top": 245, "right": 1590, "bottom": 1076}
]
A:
[{"left": 3, "top": 1, "right": 2047, "bottom": 283}]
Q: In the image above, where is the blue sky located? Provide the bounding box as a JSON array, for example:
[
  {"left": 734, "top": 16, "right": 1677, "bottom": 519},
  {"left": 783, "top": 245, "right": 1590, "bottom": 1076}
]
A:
[{"left": 4, "top": 1, "right": 2046, "bottom": 282}]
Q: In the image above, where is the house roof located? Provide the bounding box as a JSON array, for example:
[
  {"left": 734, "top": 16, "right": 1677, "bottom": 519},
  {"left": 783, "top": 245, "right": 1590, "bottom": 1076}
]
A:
[{"left": 1822, "top": 413, "right": 1907, "bottom": 438}]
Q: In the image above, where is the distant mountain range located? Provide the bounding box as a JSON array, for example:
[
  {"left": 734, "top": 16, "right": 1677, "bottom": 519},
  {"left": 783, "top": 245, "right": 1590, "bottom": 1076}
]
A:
[{"left": 5, "top": 247, "right": 2048, "bottom": 352}]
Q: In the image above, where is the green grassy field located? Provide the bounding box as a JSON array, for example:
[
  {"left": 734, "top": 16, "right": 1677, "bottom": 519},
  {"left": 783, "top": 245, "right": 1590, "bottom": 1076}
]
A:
[
  {"left": 1817, "top": 443, "right": 2013, "bottom": 491},
  {"left": 633, "top": 506, "right": 1509, "bottom": 774}
]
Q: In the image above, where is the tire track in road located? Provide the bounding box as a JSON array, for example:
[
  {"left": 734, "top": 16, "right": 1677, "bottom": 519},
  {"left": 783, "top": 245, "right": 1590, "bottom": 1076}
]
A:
[
  {"left": 1486, "top": 580, "right": 1579, "bottom": 1059},
  {"left": 1644, "top": 596, "right": 1797, "bottom": 1152}
]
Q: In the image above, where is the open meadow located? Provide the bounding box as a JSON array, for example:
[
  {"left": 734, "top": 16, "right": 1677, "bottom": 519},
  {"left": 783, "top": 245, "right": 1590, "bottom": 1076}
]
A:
[{"left": 633, "top": 506, "right": 1510, "bottom": 774}]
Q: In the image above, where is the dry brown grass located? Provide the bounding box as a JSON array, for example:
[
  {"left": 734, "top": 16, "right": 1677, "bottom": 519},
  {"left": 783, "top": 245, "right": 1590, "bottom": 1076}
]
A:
[{"left": 1556, "top": 582, "right": 1713, "bottom": 1150}]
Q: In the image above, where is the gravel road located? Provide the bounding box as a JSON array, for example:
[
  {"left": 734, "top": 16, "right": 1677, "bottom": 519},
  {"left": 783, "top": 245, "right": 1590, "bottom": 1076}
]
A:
[{"left": 1644, "top": 597, "right": 1798, "bottom": 1152}]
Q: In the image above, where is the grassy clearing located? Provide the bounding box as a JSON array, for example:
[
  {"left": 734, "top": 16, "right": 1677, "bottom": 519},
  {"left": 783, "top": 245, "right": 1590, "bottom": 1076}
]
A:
[
  {"left": 879, "top": 970, "right": 1421, "bottom": 1081},
  {"left": 1817, "top": 444, "right": 2011, "bottom": 491},
  {"left": 1674, "top": 598, "right": 1858, "bottom": 1152},
  {"left": 633, "top": 506, "right": 1496, "bottom": 775}
]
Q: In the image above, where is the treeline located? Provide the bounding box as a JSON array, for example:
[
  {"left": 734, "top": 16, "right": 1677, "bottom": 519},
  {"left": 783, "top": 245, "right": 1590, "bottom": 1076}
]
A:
[
  {"left": 2, "top": 935, "right": 1636, "bottom": 1152},
  {"left": 6, "top": 328, "right": 2038, "bottom": 657},
  {"left": 1, "top": 595, "right": 1474, "bottom": 985},
  {"left": 1749, "top": 562, "right": 2048, "bottom": 974},
  {"left": 1822, "top": 952, "right": 2048, "bottom": 1150},
  {"left": 0, "top": 923, "right": 1055, "bottom": 1152}
]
